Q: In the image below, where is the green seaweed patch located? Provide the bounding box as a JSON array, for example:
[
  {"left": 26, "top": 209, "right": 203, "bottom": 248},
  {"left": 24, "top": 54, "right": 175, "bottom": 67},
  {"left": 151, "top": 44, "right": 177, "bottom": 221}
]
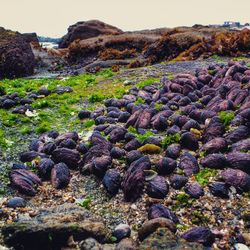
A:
[
  {"left": 136, "top": 78, "right": 159, "bottom": 89},
  {"left": 88, "top": 93, "right": 106, "bottom": 103},
  {"left": 195, "top": 168, "right": 218, "bottom": 186},
  {"left": 83, "top": 119, "right": 95, "bottom": 128},
  {"left": 127, "top": 126, "right": 155, "bottom": 143},
  {"left": 218, "top": 111, "right": 235, "bottom": 126},
  {"left": 35, "top": 121, "right": 51, "bottom": 134},
  {"left": 33, "top": 100, "right": 53, "bottom": 109},
  {"left": 191, "top": 210, "right": 209, "bottom": 225},
  {"left": 172, "top": 192, "right": 195, "bottom": 210},
  {"left": 154, "top": 103, "right": 164, "bottom": 111},
  {"left": 161, "top": 133, "right": 181, "bottom": 149},
  {"left": 134, "top": 97, "right": 146, "bottom": 105},
  {"left": 77, "top": 197, "right": 92, "bottom": 210}
]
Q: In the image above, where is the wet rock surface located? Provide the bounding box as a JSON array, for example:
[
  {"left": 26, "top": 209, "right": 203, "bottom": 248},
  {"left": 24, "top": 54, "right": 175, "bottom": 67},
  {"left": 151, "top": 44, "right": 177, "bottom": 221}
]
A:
[
  {"left": 2, "top": 204, "right": 108, "bottom": 250},
  {"left": 0, "top": 27, "right": 35, "bottom": 79}
]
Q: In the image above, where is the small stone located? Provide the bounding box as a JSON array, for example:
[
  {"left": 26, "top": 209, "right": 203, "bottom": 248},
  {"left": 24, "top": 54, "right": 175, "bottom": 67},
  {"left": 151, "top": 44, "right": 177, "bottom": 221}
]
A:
[
  {"left": 7, "top": 197, "right": 26, "bottom": 208},
  {"left": 233, "top": 243, "right": 249, "bottom": 250},
  {"left": 113, "top": 224, "right": 131, "bottom": 242},
  {"left": 131, "top": 204, "right": 137, "bottom": 210},
  {"left": 80, "top": 237, "right": 102, "bottom": 250},
  {"left": 138, "top": 217, "right": 176, "bottom": 241},
  {"left": 116, "top": 238, "right": 136, "bottom": 250}
]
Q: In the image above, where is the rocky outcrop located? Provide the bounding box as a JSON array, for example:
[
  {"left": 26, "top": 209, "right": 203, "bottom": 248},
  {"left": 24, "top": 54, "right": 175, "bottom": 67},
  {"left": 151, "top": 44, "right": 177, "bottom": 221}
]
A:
[
  {"left": 2, "top": 204, "right": 108, "bottom": 250},
  {"left": 59, "top": 20, "right": 123, "bottom": 48},
  {"left": 65, "top": 24, "right": 250, "bottom": 70},
  {"left": 22, "top": 32, "right": 39, "bottom": 44},
  {"left": 0, "top": 27, "right": 35, "bottom": 79},
  {"left": 139, "top": 227, "right": 203, "bottom": 250}
]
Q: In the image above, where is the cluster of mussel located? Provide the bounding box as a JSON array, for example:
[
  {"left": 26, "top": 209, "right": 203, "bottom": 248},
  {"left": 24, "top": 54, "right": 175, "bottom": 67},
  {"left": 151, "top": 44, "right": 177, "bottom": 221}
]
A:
[
  {"left": 0, "top": 86, "right": 72, "bottom": 114},
  {"left": 9, "top": 61, "right": 250, "bottom": 247}
]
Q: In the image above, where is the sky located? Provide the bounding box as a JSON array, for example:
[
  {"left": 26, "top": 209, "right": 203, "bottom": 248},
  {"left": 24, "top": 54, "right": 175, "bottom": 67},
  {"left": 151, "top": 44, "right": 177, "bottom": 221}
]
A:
[{"left": 1, "top": 0, "right": 250, "bottom": 38}]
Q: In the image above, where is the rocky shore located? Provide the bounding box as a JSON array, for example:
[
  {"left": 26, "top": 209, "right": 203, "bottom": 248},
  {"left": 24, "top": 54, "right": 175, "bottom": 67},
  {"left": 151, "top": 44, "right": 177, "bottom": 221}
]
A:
[
  {"left": 0, "top": 58, "right": 250, "bottom": 249},
  {"left": 0, "top": 20, "right": 250, "bottom": 250}
]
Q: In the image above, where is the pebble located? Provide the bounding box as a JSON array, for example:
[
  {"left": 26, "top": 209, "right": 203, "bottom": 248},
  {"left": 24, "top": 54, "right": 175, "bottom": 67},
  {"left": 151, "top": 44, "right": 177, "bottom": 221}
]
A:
[
  {"left": 113, "top": 224, "right": 131, "bottom": 241},
  {"left": 131, "top": 204, "right": 137, "bottom": 210},
  {"left": 233, "top": 243, "right": 249, "bottom": 250},
  {"left": 7, "top": 197, "right": 26, "bottom": 208}
]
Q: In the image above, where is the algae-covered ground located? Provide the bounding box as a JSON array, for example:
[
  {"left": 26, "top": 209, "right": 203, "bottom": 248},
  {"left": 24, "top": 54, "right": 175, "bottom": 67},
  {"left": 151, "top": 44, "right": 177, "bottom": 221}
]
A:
[{"left": 0, "top": 66, "right": 163, "bottom": 195}]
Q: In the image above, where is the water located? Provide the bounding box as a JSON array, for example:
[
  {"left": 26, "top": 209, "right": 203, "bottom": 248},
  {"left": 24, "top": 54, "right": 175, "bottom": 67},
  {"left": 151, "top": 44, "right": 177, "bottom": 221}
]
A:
[{"left": 40, "top": 42, "right": 58, "bottom": 49}]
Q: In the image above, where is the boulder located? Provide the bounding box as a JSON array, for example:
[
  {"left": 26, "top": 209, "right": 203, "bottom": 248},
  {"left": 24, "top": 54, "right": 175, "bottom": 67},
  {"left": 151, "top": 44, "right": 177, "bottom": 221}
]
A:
[
  {"left": 2, "top": 204, "right": 108, "bottom": 250},
  {"left": 0, "top": 27, "right": 35, "bottom": 79},
  {"left": 59, "top": 20, "right": 123, "bottom": 48},
  {"left": 139, "top": 227, "right": 203, "bottom": 250}
]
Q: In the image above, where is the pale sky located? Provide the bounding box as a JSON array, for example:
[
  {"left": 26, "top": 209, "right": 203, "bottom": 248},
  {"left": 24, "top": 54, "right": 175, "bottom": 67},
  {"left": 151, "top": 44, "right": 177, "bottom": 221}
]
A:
[{"left": 1, "top": 0, "right": 250, "bottom": 37}]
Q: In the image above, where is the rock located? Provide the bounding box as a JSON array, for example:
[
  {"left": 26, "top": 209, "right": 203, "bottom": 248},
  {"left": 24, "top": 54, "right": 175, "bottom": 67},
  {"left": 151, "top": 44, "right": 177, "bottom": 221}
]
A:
[
  {"left": 170, "top": 175, "right": 188, "bottom": 189},
  {"left": 78, "top": 110, "right": 91, "bottom": 119},
  {"left": 227, "top": 153, "right": 250, "bottom": 174},
  {"left": 233, "top": 243, "right": 249, "bottom": 250},
  {"left": 113, "top": 224, "right": 131, "bottom": 242},
  {"left": 184, "top": 182, "right": 204, "bottom": 199},
  {"left": 201, "top": 137, "right": 227, "bottom": 154},
  {"left": 110, "top": 147, "right": 125, "bottom": 159},
  {"left": 59, "top": 138, "right": 77, "bottom": 149},
  {"left": 200, "top": 153, "right": 228, "bottom": 169},
  {"left": 19, "top": 151, "right": 44, "bottom": 163},
  {"left": 2, "top": 204, "right": 108, "bottom": 250},
  {"left": 146, "top": 176, "right": 169, "bottom": 199},
  {"left": 208, "top": 182, "right": 229, "bottom": 198},
  {"left": 124, "top": 139, "right": 141, "bottom": 151},
  {"left": 138, "top": 218, "right": 176, "bottom": 241},
  {"left": 179, "top": 153, "right": 199, "bottom": 176},
  {"left": 139, "top": 227, "right": 203, "bottom": 250},
  {"left": 148, "top": 204, "right": 179, "bottom": 224},
  {"left": 226, "top": 125, "right": 249, "bottom": 144},
  {"left": 109, "top": 127, "right": 127, "bottom": 143},
  {"left": 53, "top": 86, "right": 73, "bottom": 95},
  {"left": 77, "top": 143, "right": 89, "bottom": 154},
  {"left": 10, "top": 169, "right": 41, "bottom": 196},
  {"left": 126, "top": 150, "right": 143, "bottom": 164},
  {"left": 55, "top": 131, "right": 79, "bottom": 144},
  {"left": 102, "top": 169, "right": 121, "bottom": 196},
  {"left": 231, "top": 139, "right": 250, "bottom": 153},
  {"left": 180, "top": 132, "right": 199, "bottom": 151},
  {"left": 165, "top": 143, "right": 181, "bottom": 159},
  {"left": 115, "top": 238, "right": 136, "bottom": 250},
  {"left": 0, "top": 27, "right": 35, "bottom": 79},
  {"left": 52, "top": 148, "right": 81, "bottom": 169},
  {"left": 122, "top": 170, "right": 145, "bottom": 202},
  {"left": 92, "top": 155, "right": 112, "bottom": 177},
  {"left": 7, "top": 197, "right": 26, "bottom": 208},
  {"left": 138, "top": 144, "right": 161, "bottom": 154},
  {"left": 202, "top": 118, "right": 225, "bottom": 143},
  {"left": 51, "top": 163, "right": 71, "bottom": 189},
  {"left": 37, "top": 158, "right": 55, "bottom": 180},
  {"left": 1, "top": 99, "right": 16, "bottom": 109},
  {"left": 221, "top": 168, "right": 250, "bottom": 191},
  {"left": 37, "top": 87, "right": 51, "bottom": 96},
  {"left": 182, "top": 227, "right": 215, "bottom": 246},
  {"left": 59, "top": 20, "right": 123, "bottom": 48},
  {"left": 155, "top": 157, "right": 177, "bottom": 175},
  {"left": 80, "top": 238, "right": 102, "bottom": 250}
]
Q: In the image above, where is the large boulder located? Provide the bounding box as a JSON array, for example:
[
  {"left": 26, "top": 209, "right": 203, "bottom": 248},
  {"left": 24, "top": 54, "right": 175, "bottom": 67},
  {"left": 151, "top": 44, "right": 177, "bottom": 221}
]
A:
[
  {"left": 139, "top": 227, "right": 203, "bottom": 250},
  {"left": 0, "top": 27, "right": 35, "bottom": 79},
  {"left": 22, "top": 32, "right": 39, "bottom": 43},
  {"left": 2, "top": 204, "right": 108, "bottom": 250},
  {"left": 59, "top": 20, "right": 123, "bottom": 48}
]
